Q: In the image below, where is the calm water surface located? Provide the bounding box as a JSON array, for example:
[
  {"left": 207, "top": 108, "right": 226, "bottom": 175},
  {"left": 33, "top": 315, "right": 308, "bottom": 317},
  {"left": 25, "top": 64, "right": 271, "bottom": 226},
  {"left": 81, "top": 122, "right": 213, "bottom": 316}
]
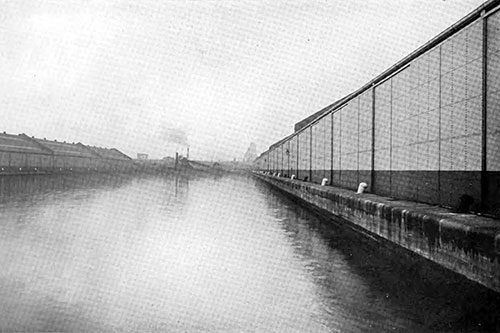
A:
[{"left": 0, "top": 174, "right": 498, "bottom": 332}]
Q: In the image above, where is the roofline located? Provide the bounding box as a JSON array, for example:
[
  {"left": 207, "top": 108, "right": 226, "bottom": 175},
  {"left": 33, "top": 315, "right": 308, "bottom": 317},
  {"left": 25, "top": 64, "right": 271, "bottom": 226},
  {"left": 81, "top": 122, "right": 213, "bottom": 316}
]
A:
[
  {"left": 269, "top": 132, "right": 296, "bottom": 150},
  {"left": 32, "top": 138, "right": 96, "bottom": 157},
  {"left": 110, "top": 148, "right": 132, "bottom": 160},
  {"left": 19, "top": 133, "right": 54, "bottom": 154},
  {"left": 77, "top": 142, "right": 104, "bottom": 158},
  {"left": 294, "top": 93, "right": 354, "bottom": 132},
  {"left": 1, "top": 132, "right": 133, "bottom": 160},
  {"left": 293, "top": 0, "right": 500, "bottom": 132}
]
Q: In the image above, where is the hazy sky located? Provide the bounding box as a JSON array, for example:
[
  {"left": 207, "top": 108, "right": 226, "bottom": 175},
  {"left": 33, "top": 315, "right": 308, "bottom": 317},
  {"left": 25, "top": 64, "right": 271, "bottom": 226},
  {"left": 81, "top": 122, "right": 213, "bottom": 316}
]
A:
[{"left": 0, "top": 0, "right": 486, "bottom": 160}]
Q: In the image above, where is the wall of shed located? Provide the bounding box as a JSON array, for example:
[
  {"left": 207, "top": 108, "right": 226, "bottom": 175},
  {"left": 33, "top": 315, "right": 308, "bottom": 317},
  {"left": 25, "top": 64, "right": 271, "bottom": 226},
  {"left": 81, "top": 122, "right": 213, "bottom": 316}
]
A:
[{"left": 255, "top": 10, "right": 500, "bottom": 214}]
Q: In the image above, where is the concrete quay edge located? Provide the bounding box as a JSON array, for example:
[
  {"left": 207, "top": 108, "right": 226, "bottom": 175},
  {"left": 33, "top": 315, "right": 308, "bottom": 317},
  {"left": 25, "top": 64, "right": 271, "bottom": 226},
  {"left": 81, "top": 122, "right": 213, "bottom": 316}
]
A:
[{"left": 254, "top": 172, "right": 500, "bottom": 294}]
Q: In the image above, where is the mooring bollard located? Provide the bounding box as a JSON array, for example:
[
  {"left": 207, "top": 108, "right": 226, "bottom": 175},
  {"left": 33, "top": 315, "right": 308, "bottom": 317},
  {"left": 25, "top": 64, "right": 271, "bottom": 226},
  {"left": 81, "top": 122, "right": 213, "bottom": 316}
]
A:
[
  {"left": 321, "top": 178, "right": 328, "bottom": 186},
  {"left": 357, "top": 182, "right": 368, "bottom": 194}
]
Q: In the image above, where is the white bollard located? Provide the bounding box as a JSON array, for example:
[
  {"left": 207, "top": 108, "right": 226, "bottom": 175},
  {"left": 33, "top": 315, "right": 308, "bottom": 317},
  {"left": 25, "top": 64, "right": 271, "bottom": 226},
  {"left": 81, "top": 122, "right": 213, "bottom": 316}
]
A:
[
  {"left": 291, "top": 174, "right": 296, "bottom": 180},
  {"left": 321, "top": 178, "right": 328, "bottom": 186},
  {"left": 357, "top": 182, "right": 368, "bottom": 194}
]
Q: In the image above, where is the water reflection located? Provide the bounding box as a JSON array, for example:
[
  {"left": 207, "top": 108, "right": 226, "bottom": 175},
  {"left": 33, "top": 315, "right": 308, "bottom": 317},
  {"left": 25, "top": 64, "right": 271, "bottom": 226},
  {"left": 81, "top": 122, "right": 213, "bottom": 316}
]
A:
[
  {"left": 0, "top": 174, "right": 132, "bottom": 205},
  {"left": 259, "top": 181, "right": 500, "bottom": 332},
  {"left": 0, "top": 174, "right": 327, "bottom": 332},
  {"left": 260, "top": 183, "right": 419, "bottom": 332},
  {"left": 0, "top": 174, "right": 498, "bottom": 332}
]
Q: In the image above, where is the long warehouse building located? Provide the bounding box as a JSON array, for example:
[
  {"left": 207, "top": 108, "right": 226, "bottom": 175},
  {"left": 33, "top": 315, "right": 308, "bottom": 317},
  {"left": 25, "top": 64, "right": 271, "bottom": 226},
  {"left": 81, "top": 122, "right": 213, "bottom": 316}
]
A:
[
  {"left": 0, "top": 132, "right": 132, "bottom": 174},
  {"left": 255, "top": 0, "right": 500, "bottom": 215}
]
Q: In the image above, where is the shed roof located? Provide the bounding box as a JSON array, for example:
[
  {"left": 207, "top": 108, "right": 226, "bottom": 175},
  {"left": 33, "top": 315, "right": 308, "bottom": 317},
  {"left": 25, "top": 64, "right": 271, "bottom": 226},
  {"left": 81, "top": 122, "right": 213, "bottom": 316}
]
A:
[
  {"left": 0, "top": 133, "right": 48, "bottom": 154},
  {"left": 34, "top": 138, "right": 94, "bottom": 158},
  {"left": 85, "top": 146, "right": 132, "bottom": 160}
]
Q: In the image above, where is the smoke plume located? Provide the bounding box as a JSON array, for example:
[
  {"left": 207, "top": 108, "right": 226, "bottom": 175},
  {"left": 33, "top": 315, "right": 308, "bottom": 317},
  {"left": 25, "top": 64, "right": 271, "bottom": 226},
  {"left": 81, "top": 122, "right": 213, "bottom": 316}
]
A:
[{"left": 162, "top": 127, "right": 189, "bottom": 147}]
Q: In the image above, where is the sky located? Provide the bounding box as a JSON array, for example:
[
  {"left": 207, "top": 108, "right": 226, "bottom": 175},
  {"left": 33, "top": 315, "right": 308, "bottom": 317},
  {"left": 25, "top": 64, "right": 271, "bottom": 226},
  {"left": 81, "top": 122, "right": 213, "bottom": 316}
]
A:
[{"left": 0, "top": 0, "right": 487, "bottom": 160}]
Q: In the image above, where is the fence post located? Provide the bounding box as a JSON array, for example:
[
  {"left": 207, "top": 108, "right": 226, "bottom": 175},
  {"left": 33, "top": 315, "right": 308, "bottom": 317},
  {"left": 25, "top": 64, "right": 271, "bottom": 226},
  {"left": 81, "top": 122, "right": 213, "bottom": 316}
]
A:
[
  {"left": 371, "top": 85, "right": 376, "bottom": 193},
  {"left": 330, "top": 112, "right": 334, "bottom": 185},
  {"left": 309, "top": 126, "right": 313, "bottom": 182},
  {"left": 481, "top": 10, "right": 488, "bottom": 212}
]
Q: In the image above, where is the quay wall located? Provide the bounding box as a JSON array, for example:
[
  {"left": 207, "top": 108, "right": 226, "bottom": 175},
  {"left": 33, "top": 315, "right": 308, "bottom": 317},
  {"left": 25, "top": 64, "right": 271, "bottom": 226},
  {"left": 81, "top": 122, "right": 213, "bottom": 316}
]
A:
[
  {"left": 255, "top": 1, "right": 500, "bottom": 215},
  {"left": 255, "top": 172, "right": 500, "bottom": 294}
]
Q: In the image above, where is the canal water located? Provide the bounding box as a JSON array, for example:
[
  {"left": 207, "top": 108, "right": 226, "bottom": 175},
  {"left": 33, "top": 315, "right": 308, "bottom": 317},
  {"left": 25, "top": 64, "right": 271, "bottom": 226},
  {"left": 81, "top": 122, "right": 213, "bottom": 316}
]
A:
[{"left": 0, "top": 174, "right": 498, "bottom": 332}]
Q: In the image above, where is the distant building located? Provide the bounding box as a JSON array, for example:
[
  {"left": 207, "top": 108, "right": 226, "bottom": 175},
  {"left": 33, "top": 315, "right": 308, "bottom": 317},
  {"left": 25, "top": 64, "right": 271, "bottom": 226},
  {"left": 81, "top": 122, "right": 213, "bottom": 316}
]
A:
[
  {"left": 0, "top": 131, "right": 131, "bottom": 172},
  {"left": 137, "top": 153, "right": 148, "bottom": 160},
  {"left": 243, "top": 142, "right": 257, "bottom": 163}
]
